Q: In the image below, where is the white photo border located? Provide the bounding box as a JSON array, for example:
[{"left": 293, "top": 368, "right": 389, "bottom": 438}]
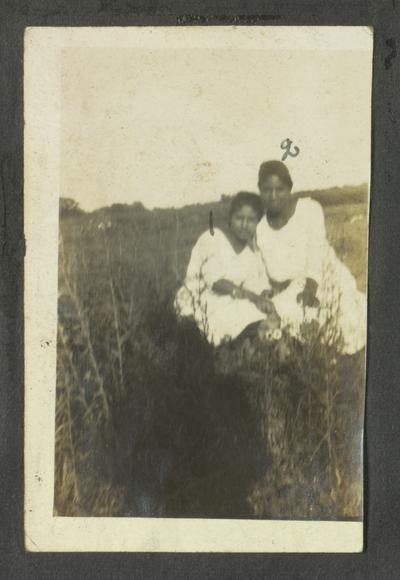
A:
[{"left": 24, "top": 26, "right": 372, "bottom": 552}]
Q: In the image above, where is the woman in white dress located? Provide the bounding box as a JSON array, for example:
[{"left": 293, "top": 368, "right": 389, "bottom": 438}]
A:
[
  {"left": 175, "top": 192, "right": 280, "bottom": 346},
  {"left": 256, "top": 160, "right": 367, "bottom": 355}
]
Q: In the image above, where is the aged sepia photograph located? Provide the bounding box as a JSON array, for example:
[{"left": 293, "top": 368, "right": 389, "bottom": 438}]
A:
[{"left": 24, "top": 26, "right": 372, "bottom": 551}]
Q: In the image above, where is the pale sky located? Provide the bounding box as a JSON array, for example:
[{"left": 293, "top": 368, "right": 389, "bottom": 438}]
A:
[{"left": 60, "top": 33, "right": 372, "bottom": 211}]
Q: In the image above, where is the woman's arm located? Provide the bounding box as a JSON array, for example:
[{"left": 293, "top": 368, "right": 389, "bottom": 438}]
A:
[
  {"left": 212, "top": 279, "right": 241, "bottom": 297},
  {"left": 288, "top": 200, "right": 326, "bottom": 307},
  {"left": 303, "top": 200, "right": 327, "bottom": 288},
  {"left": 212, "top": 279, "right": 280, "bottom": 317}
]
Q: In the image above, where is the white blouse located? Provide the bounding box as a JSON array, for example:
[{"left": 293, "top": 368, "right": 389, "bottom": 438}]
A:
[
  {"left": 256, "top": 198, "right": 327, "bottom": 286},
  {"left": 184, "top": 228, "right": 271, "bottom": 296}
]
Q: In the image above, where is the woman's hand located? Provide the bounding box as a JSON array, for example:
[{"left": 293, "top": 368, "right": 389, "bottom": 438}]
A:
[
  {"left": 260, "top": 288, "right": 274, "bottom": 300},
  {"left": 254, "top": 297, "right": 271, "bottom": 313},
  {"left": 231, "top": 285, "right": 245, "bottom": 299},
  {"left": 213, "top": 279, "right": 241, "bottom": 297},
  {"left": 254, "top": 296, "right": 280, "bottom": 319},
  {"left": 296, "top": 277, "right": 320, "bottom": 308}
]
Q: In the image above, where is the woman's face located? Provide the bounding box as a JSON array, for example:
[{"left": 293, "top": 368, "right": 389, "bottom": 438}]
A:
[
  {"left": 230, "top": 205, "right": 259, "bottom": 242},
  {"left": 259, "top": 174, "right": 291, "bottom": 215}
]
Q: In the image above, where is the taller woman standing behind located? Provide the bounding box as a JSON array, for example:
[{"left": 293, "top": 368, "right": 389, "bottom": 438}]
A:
[{"left": 256, "top": 160, "right": 367, "bottom": 355}]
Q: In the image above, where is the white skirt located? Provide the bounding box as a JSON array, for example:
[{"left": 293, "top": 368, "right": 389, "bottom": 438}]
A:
[
  {"left": 271, "top": 257, "right": 367, "bottom": 355},
  {"left": 175, "top": 286, "right": 265, "bottom": 346}
]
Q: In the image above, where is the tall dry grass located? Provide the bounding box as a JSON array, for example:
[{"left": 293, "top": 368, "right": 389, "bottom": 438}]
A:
[{"left": 54, "top": 199, "right": 366, "bottom": 519}]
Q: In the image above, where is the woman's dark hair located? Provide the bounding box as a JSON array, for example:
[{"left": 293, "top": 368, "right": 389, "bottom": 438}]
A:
[
  {"left": 228, "top": 191, "right": 264, "bottom": 222},
  {"left": 258, "top": 160, "right": 293, "bottom": 190}
]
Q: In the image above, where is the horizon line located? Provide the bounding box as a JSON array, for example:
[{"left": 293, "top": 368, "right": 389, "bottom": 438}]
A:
[{"left": 61, "top": 182, "right": 369, "bottom": 214}]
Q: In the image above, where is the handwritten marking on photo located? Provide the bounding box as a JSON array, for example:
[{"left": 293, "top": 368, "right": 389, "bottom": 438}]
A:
[{"left": 280, "top": 138, "right": 300, "bottom": 161}]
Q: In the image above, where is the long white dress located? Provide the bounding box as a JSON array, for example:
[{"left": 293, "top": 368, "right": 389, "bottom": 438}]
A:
[
  {"left": 175, "top": 228, "right": 271, "bottom": 345},
  {"left": 256, "top": 198, "right": 367, "bottom": 355}
]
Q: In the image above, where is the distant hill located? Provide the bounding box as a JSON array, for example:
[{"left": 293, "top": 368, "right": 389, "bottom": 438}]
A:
[
  {"left": 60, "top": 184, "right": 368, "bottom": 223},
  {"left": 295, "top": 184, "right": 368, "bottom": 207}
]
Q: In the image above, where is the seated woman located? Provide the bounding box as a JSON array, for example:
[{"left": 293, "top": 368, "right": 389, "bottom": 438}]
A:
[
  {"left": 256, "top": 160, "right": 367, "bottom": 355},
  {"left": 175, "top": 192, "right": 280, "bottom": 346}
]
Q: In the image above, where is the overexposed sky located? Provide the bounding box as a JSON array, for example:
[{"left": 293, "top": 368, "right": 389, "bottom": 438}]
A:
[{"left": 60, "top": 29, "right": 372, "bottom": 211}]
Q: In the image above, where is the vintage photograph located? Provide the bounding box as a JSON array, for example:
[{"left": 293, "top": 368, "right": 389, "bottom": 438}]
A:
[{"left": 25, "top": 26, "right": 372, "bottom": 551}]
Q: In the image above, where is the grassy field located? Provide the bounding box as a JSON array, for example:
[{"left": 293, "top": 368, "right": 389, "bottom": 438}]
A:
[{"left": 55, "top": 186, "right": 368, "bottom": 519}]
